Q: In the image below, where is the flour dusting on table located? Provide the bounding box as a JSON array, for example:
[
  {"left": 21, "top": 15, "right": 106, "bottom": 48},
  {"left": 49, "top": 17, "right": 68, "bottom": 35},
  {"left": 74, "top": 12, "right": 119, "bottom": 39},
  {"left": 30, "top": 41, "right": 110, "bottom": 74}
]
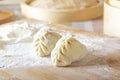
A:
[{"left": 0, "top": 22, "right": 120, "bottom": 69}]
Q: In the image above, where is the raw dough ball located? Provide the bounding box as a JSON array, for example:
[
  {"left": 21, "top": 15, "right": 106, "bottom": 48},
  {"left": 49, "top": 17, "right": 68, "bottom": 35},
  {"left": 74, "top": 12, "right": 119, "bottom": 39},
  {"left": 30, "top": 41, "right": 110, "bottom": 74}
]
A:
[
  {"left": 33, "top": 29, "right": 61, "bottom": 57},
  {"left": 51, "top": 36, "right": 87, "bottom": 66},
  {"left": 30, "top": 0, "right": 99, "bottom": 10}
]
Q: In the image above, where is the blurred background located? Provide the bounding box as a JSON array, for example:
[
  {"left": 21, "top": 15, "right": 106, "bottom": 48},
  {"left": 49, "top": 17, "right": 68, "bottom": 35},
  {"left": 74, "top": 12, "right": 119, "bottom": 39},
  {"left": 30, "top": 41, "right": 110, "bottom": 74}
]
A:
[
  {"left": 0, "top": 0, "right": 25, "bottom": 4},
  {"left": 0, "top": 0, "right": 103, "bottom": 34}
]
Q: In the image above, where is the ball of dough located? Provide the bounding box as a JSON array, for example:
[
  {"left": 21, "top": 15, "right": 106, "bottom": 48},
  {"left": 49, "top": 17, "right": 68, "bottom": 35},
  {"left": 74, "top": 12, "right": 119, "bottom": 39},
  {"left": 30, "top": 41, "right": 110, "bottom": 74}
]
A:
[
  {"left": 30, "top": 0, "right": 99, "bottom": 9},
  {"left": 33, "top": 29, "right": 61, "bottom": 57},
  {"left": 51, "top": 36, "right": 87, "bottom": 66}
]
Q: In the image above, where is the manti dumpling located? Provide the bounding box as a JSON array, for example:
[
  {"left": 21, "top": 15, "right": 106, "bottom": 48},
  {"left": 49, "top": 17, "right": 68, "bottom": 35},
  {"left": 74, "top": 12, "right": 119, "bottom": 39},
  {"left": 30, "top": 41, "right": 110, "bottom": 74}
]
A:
[
  {"left": 51, "top": 36, "right": 87, "bottom": 66},
  {"left": 33, "top": 29, "right": 61, "bottom": 57}
]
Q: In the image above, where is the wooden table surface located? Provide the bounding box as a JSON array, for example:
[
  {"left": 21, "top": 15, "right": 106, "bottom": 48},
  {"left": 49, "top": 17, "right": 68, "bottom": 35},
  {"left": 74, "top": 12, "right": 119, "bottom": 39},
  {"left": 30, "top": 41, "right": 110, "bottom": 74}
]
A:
[{"left": 0, "top": 19, "right": 119, "bottom": 80}]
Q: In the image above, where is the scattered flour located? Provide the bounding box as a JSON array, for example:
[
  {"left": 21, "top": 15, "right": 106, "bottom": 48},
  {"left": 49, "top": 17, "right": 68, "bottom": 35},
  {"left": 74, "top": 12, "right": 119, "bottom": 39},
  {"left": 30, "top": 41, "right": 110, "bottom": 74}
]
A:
[{"left": 0, "top": 22, "right": 120, "bottom": 69}]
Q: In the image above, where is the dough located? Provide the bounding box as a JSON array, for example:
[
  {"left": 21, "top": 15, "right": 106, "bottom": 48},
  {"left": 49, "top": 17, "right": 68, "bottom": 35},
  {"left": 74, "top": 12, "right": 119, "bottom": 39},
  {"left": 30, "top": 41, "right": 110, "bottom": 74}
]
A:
[
  {"left": 33, "top": 29, "right": 61, "bottom": 57},
  {"left": 51, "top": 36, "right": 87, "bottom": 66},
  {"left": 30, "top": 0, "right": 99, "bottom": 10}
]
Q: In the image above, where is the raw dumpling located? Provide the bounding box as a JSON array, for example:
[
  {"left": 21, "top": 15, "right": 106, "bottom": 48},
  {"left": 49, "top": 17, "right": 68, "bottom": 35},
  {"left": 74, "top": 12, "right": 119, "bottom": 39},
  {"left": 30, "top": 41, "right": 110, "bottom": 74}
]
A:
[
  {"left": 33, "top": 29, "right": 61, "bottom": 57},
  {"left": 51, "top": 36, "right": 87, "bottom": 66}
]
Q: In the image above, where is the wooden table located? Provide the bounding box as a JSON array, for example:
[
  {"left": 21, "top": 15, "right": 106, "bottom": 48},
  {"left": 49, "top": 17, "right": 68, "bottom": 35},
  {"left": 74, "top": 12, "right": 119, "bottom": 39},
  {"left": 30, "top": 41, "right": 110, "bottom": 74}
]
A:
[{"left": 0, "top": 19, "right": 120, "bottom": 80}]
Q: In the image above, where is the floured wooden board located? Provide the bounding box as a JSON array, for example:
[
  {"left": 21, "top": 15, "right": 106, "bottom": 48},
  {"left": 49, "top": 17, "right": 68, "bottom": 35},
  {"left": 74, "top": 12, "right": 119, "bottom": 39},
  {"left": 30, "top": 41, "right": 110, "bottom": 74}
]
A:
[
  {"left": 0, "top": 19, "right": 120, "bottom": 80},
  {"left": 0, "top": 10, "right": 13, "bottom": 24}
]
